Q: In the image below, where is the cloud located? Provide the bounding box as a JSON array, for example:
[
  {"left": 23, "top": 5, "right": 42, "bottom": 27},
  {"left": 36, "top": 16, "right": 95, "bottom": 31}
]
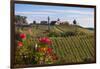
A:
[
  {"left": 15, "top": 7, "right": 94, "bottom": 28},
  {"left": 15, "top": 9, "right": 94, "bottom": 15},
  {"left": 15, "top": 11, "right": 55, "bottom": 15},
  {"left": 66, "top": 10, "right": 94, "bottom": 15}
]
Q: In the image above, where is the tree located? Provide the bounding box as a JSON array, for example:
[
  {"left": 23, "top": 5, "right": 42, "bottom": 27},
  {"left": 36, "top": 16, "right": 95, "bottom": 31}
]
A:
[
  {"left": 73, "top": 19, "right": 77, "bottom": 32},
  {"left": 73, "top": 19, "right": 77, "bottom": 25},
  {"left": 22, "top": 16, "right": 27, "bottom": 24},
  {"left": 33, "top": 21, "right": 36, "bottom": 24},
  {"left": 15, "top": 15, "right": 21, "bottom": 23},
  {"left": 15, "top": 15, "right": 28, "bottom": 24}
]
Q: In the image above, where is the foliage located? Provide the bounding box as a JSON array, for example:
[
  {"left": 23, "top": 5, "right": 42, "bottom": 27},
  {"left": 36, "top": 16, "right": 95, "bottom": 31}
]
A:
[
  {"left": 47, "top": 32, "right": 60, "bottom": 37},
  {"left": 15, "top": 15, "right": 28, "bottom": 24},
  {"left": 15, "top": 31, "right": 58, "bottom": 65},
  {"left": 60, "top": 31, "right": 77, "bottom": 37}
]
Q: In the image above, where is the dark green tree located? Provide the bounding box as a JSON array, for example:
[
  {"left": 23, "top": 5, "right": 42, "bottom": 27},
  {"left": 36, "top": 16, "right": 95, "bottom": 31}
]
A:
[
  {"left": 15, "top": 15, "right": 28, "bottom": 24},
  {"left": 73, "top": 19, "right": 77, "bottom": 25},
  {"left": 73, "top": 19, "right": 77, "bottom": 33},
  {"left": 33, "top": 21, "right": 36, "bottom": 24}
]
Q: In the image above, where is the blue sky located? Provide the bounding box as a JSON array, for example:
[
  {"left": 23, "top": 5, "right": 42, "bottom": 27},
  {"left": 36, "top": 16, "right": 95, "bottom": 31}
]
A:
[{"left": 15, "top": 4, "right": 94, "bottom": 28}]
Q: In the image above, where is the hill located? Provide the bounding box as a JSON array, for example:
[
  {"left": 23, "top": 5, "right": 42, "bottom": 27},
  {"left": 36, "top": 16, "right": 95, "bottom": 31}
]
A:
[{"left": 15, "top": 24, "right": 95, "bottom": 65}]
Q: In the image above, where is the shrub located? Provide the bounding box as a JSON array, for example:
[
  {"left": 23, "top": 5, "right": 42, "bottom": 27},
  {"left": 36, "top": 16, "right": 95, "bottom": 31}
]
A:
[
  {"left": 15, "top": 32, "right": 58, "bottom": 65},
  {"left": 48, "top": 32, "right": 59, "bottom": 37},
  {"left": 61, "top": 31, "right": 76, "bottom": 37}
]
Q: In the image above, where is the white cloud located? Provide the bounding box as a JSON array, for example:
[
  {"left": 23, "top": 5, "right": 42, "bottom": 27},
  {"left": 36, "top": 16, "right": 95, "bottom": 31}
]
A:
[
  {"left": 15, "top": 11, "right": 55, "bottom": 15},
  {"left": 66, "top": 10, "right": 94, "bottom": 15},
  {"left": 15, "top": 7, "right": 94, "bottom": 28},
  {"left": 15, "top": 9, "right": 94, "bottom": 15}
]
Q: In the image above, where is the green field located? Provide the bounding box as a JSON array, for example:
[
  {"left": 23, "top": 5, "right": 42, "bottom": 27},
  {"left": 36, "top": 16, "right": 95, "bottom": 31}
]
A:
[{"left": 15, "top": 24, "right": 95, "bottom": 65}]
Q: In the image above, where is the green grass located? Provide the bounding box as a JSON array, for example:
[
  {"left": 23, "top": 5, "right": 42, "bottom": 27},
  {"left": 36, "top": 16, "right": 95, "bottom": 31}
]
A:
[{"left": 15, "top": 24, "right": 95, "bottom": 64}]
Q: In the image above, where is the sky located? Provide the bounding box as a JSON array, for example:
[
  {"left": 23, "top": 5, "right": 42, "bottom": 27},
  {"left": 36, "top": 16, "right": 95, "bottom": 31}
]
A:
[{"left": 15, "top": 3, "right": 95, "bottom": 28}]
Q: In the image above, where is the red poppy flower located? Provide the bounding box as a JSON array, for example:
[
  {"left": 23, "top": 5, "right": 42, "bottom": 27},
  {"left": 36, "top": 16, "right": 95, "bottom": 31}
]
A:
[
  {"left": 47, "top": 48, "right": 52, "bottom": 53},
  {"left": 18, "top": 41, "right": 23, "bottom": 47},
  {"left": 39, "top": 37, "right": 52, "bottom": 45},
  {"left": 19, "top": 33, "right": 26, "bottom": 39},
  {"left": 46, "top": 39, "right": 52, "bottom": 45}
]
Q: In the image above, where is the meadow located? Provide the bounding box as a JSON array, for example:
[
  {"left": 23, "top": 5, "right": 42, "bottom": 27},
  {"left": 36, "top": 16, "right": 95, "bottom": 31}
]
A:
[{"left": 14, "top": 24, "right": 95, "bottom": 66}]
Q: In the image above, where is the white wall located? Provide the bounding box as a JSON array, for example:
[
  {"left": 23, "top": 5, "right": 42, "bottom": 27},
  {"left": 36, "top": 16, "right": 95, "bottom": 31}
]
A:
[{"left": 0, "top": 0, "right": 100, "bottom": 69}]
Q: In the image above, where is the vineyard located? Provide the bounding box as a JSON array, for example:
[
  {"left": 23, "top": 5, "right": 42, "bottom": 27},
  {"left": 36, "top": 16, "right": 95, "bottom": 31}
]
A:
[{"left": 15, "top": 24, "right": 95, "bottom": 66}]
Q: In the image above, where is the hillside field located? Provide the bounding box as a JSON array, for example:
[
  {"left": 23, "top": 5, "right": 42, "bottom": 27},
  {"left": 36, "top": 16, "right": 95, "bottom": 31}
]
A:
[{"left": 14, "top": 24, "right": 95, "bottom": 66}]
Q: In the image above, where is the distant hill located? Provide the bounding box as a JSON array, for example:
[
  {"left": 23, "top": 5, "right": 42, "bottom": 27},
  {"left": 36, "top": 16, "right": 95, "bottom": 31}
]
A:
[{"left": 85, "top": 28, "right": 94, "bottom": 31}]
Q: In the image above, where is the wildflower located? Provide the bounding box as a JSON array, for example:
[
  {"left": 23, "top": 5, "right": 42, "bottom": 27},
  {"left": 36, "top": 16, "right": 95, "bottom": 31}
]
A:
[
  {"left": 19, "top": 33, "right": 26, "bottom": 39},
  {"left": 39, "top": 37, "right": 52, "bottom": 45},
  {"left": 47, "top": 48, "right": 52, "bottom": 53},
  {"left": 37, "top": 47, "right": 48, "bottom": 52},
  {"left": 18, "top": 41, "right": 23, "bottom": 47},
  {"left": 43, "top": 47, "right": 48, "bottom": 52}
]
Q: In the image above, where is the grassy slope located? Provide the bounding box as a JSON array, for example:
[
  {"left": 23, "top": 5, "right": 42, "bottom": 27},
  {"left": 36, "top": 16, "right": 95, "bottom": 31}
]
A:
[
  {"left": 16, "top": 24, "right": 95, "bottom": 64},
  {"left": 50, "top": 25, "right": 95, "bottom": 63}
]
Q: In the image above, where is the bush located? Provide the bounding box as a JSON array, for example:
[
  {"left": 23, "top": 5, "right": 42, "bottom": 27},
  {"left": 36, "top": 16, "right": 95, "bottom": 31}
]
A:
[
  {"left": 48, "top": 32, "right": 59, "bottom": 37},
  {"left": 60, "top": 31, "right": 76, "bottom": 37},
  {"left": 60, "top": 32, "right": 66, "bottom": 37},
  {"left": 48, "top": 31, "right": 77, "bottom": 37}
]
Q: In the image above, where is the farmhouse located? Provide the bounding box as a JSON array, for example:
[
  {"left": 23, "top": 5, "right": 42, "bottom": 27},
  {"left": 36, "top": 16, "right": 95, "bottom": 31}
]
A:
[{"left": 55, "top": 21, "right": 63, "bottom": 25}]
